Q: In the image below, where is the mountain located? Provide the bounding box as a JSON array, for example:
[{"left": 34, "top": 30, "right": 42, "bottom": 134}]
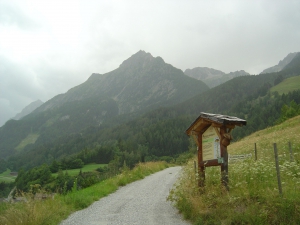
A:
[
  {"left": 278, "top": 52, "right": 300, "bottom": 75},
  {"left": 260, "top": 52, "right": 299, "bottom": 74},
  {"left": 35, "top": 50, "right": 208, "bottom": 115},
  {"left": 3, "top": 50, "right": 300, "bottom": 171},
  {"left": 184, "top": 67, "right": 250, "bottom": 88},
  {"left": 12, "top": 100, "right": 44, "bottom": 120},
  {"left": 0, "top": 50, "right": 209, "bottom": 160}
]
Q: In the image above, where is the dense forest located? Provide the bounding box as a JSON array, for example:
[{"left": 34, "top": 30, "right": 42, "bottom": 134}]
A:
[{"left": 5, "top": 76, "right": 300, "bottom": 172}]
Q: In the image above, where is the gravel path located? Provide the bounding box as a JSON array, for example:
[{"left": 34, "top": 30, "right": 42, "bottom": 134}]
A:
[{"left": 60, "top": 166, "right": 190, "bottom": 225}]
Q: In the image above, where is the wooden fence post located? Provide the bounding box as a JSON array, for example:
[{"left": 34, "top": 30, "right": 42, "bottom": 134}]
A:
[
  {"left": 289, "top": 141, "right": 294, "bottom": 162},
  {"left": 194, "top": 161, "right": 198, "bottom": 184},
  {"left": 254, "top": 143, "right": 257, "bottom": 161},
  {"left": 273, "top": 143, "right": 283, "bottom": 196},
  {"left": 197, "top": 134, "right": 205, "bottom": 188}
]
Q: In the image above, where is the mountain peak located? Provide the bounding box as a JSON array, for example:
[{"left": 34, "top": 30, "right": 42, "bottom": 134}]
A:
[
  {"left": 260, "top": 52, "right": 299, "bottom": 74},
  {"left": 119, "top": 50, "right": 164, "bottom": 69}
]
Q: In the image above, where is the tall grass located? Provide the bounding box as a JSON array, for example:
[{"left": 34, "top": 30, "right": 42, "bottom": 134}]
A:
[
  {"left": 169, "top": 115, "right": 300, "bottom": 224},
  {"left": 0, "top": 161, "right": 168, "bottom": 225}
]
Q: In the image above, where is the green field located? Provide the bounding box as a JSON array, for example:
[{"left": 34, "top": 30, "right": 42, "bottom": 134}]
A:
[
  {"left": 0, "top": 169, "right": 16, "bottom": 183},
  {"left": 52, "top": 163, "right": 107, "bottom": 177},
  {"left": 0, "top": 164, "right": 107, "bottom": 183},
  {"left": 271, "top": 75, "right": 300, "bottom": 95}
]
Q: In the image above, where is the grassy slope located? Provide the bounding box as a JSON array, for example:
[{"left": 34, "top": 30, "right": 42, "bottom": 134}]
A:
[
  {"left": 270, "top": 75, "right": 300, "bottom": 95},
  {"left": 15, "top": 133, "right": 39, "bottom": 151},
  {"left": 169, "top": 115, "right": 300, "bottom": 225}
]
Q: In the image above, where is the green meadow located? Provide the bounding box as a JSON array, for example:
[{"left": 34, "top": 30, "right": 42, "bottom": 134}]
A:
[
  {"left": 0, "top": 169, "right": 16, "bottom": 183},
  {"left": 271, "top": 76, "right": 300, "bottom": 95},
  {"left": 52, "top": 163, "right": 107, "bottom": 177}
]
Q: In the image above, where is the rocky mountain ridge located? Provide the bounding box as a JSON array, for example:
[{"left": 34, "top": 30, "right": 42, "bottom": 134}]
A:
[
  {"left": 12, "top": 100, "right": 44, "bottom": 120},
  {"left": 34, "top": 50, "right": 209, "bottom": 115},
  {"left": 260, "top": 52, "right": 299, "bottom": 74},
  {"left": 184, "top": 67, "right": 249, "bottom": 88}
]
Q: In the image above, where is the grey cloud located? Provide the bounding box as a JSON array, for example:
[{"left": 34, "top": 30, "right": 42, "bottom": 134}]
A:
[{"left": 0, "top": 1, "right": 39, "bottom": 29}]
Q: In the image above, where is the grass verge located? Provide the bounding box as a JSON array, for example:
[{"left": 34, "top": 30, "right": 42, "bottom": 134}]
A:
[
  {"left": 0, "top": 161, "right": 168, "bottom": 225},
  {"left": 168, "top": 116, "right": 300, "bottom": 224}
]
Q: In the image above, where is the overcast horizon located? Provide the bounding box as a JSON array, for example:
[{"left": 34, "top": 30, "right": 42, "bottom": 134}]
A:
[{"left": 1, "top": 0, "right": 300, "bottom": 127}]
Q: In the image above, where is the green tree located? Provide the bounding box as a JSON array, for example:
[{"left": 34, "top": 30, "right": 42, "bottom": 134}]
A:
[{"left": 50, "top": 160, "right": 60, "bottom": 173}]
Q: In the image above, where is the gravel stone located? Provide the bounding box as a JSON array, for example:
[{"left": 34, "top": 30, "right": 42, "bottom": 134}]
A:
[{"left": 60, "top": 166, "right": 190, "bottom": 225}]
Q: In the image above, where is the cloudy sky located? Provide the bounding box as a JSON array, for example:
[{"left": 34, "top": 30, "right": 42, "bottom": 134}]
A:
[{"left": 1, "top": 0, "right": 300, "bottom": 126}]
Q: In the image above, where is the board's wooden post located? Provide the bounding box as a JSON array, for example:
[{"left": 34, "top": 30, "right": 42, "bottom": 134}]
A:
[
  {"left": 197, "top": 134, "right": 205, "bottom": 187},
  {"left": 220, "top": 126, "right": 229, "bottom": 191}
]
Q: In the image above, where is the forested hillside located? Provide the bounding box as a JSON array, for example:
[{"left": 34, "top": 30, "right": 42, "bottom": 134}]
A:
[{"left": 1, "top": 52, "right": 300, "bottom": 172}]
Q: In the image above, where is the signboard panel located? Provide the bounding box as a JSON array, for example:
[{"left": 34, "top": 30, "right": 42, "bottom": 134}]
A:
[{"left": 202, "top": 126, "right": 220, "bottom": 161}]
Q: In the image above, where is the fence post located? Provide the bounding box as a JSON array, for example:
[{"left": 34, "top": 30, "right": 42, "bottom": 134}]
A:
[
  {"left": 273, "top": 143, "right": 283, "bottom": 196},
  {"left": 254, "top": 143, "right": 257, "bottom": 161},
  {"left": 289, "top": 141, "right": 294, "bottom": 162}
]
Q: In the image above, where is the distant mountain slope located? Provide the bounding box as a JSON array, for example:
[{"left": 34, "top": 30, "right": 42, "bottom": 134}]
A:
[
  {"left": 260, "top": 52, "right": 299, "bottom": 74},
  {"left": 0, "top": 50, "right": 209, "bottom": 160},
  {"left": 35, "top": 50, "right": 209, "bottom": 115},
  {"left": 12, "top": 100, "right": 43, "bottom": 120},
  {"left": 184, "top": 67, "right": 249, "bottom": 88}
]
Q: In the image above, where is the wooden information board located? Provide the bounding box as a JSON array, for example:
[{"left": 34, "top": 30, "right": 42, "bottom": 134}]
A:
[{"left": 202, "top": 126, "right": 220, "bottom": 161}]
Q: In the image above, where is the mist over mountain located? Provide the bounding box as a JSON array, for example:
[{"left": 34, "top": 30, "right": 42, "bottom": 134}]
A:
[
  {"left": 12, "top": 100, "right": 44, "bottom": 120},
  {"left": 260, "top": 52, "right": 299, "bottom": 74},
  {"left": 184, "top": 67, "right": 250, "bottom": 88}
]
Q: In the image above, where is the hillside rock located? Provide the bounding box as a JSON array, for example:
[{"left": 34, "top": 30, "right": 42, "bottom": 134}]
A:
[{"left": 260, "top": 52, "right": 299, "bottom": 74}]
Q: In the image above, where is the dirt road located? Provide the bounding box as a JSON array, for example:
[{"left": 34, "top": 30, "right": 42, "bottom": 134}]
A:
[{"left": 60, "top": 166, "right": 190, "bottom": 225}]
